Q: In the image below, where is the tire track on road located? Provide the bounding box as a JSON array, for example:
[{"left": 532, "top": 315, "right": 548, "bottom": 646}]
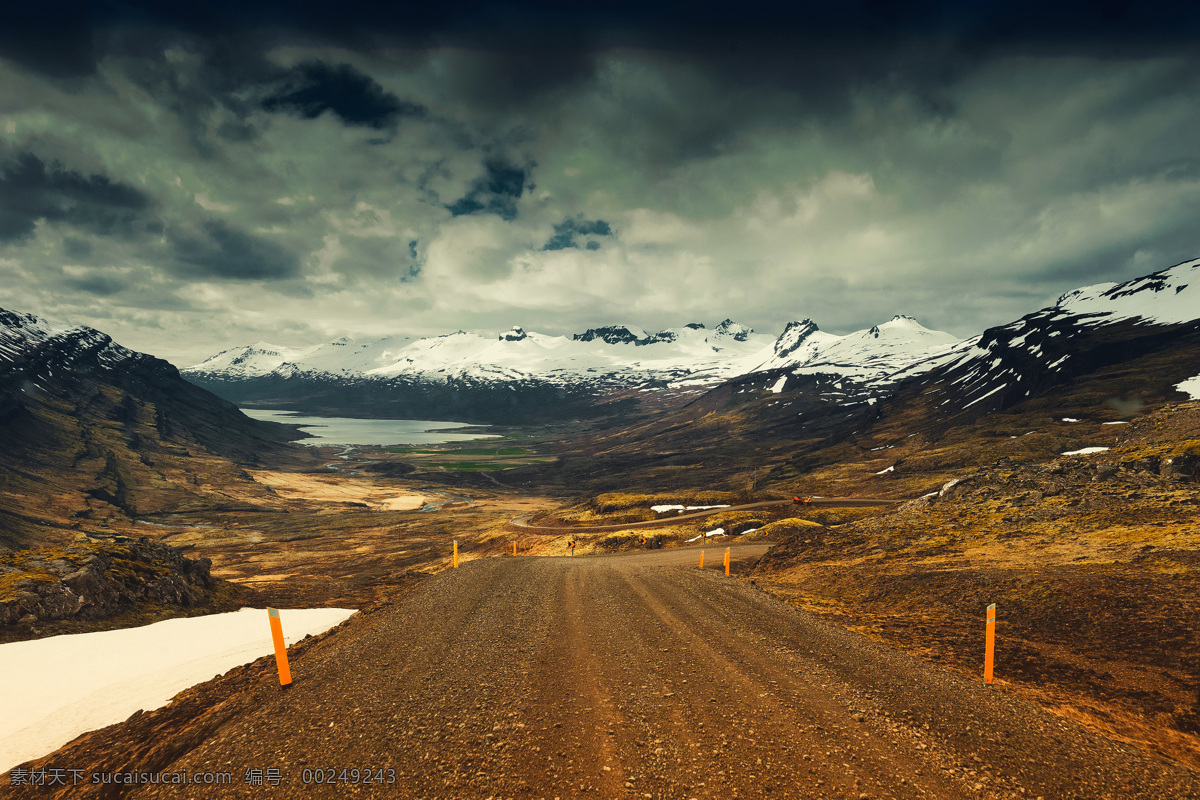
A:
[
  {"left": 627, "top": 567, "right": 967, "bottom": 800},
  {"left": 12, "top": 551, "right": 1200, "bottom": 800}
]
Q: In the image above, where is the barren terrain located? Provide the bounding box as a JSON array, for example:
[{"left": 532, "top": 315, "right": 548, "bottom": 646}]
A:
[
  {"left": 5, "top": 391, "right": 1200, "bottom": 797},
  {"left": 6, "top": 546, "right": 1198, "bottom": 799}
]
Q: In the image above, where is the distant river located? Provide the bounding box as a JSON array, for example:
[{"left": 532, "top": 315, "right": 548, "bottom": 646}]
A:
[{"left": 240, "top": 409, "right": 496, "bottom": 447}]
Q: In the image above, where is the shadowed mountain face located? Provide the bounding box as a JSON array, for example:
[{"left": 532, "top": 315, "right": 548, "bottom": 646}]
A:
[
  {"left": 183, "top": 370, "right": 639, "bottom": 425},
  {"left": 0, "top": 308, "right": 309, "bottom": 551}
]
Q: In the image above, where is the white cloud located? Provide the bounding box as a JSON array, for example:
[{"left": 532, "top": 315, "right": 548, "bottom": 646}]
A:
[{"left": 193, "top": 192, "right": 236, "bottom": 213}]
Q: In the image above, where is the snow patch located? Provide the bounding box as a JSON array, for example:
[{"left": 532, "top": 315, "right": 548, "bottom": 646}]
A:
[
  {"left": 651, "top": 504, "right": 730, "bottom": 513},
  {"left": 875, "top": 465, "right": 895, "bottom": 474},
  {"left": 0, "top": 607, "right": 355, "bottom": 773},
  {"left": 964, "top": 384, "right": 1005, "bottom": 408},
  {"left": 1176, "top": 374, "right": 1200, "bottom": 400},
  {"left": 685, "top": 528, "right": 728, "bottom": 542},
  {"left": 1061, "top": 446, "right": 1111, "bottom": 456}
]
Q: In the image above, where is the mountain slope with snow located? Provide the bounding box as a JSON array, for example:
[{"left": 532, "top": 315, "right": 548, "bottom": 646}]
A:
[
  {"left": 0, "top": 308, "right": 141, "bottom": 381},
  {"left": 552, "top": 256, "right": 1200, "bottom": 497},
  {"left": 751, "top": 315, "right": 960, "bottom": 382},
  {"left": 0, "top": 306, "right": 308, "bottom": 551},
  {"left": 906, "top": 258, "right": 1200, "bottom": 417},
  {"left": 1054, "top": 258, "right": 1200, "bottom": 325},
  {"left": 184, "top": 315, "right": 966, "bottom": 423},
  {"left": 188, "top": 320, "right": 778, "bottom": 390},
  {"left": 0, "top": 308, "right": 298, "bottom": 458}
]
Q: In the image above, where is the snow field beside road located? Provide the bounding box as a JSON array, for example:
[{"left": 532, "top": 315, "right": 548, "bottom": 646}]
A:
[{"left": 0, "top": 607, "right": 354, "bottom": 774}]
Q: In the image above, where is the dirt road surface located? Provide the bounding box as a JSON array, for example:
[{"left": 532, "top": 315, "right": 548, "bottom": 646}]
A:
[{"left": 9, "top": 545, "right": 1197, "bottom": 799}]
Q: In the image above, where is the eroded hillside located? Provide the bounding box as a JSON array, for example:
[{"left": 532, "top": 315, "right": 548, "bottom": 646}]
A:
[{"left": 754, "top": 401, "right": 1200, "bottom": 770}]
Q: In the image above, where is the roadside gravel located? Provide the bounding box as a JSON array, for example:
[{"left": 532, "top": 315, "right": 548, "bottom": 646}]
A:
[{"left": 6, "top": 545, "right": 1197, "bottom": 799}]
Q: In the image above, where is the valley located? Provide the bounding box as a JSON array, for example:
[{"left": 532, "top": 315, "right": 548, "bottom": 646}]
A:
[
  {"left": 8, "top": 2, "right": 1200, "bottom": 793},
  {"left": 4, "top": 407, "right": 1199, "bottom": 795},
  {"left": 3, "top": 259, "right": 1200, "bottom": 796}
]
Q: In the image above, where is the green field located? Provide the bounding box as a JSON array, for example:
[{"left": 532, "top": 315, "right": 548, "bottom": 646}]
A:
[
  {"left": 384, "top": 446, "right": 531, "bottom": 456},
  {"left": 425, "top": 462, "right": 510, "bottom": 472}
]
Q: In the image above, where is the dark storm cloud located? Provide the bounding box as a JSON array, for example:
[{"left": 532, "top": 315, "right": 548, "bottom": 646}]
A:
[
  {"left": 404, "top": 239, "right": 422, "bottom": 282},
  {"left": 1042, "top": 217, "right": 1200, "bottom": 287},
  {"left": 542, "top": 217, "right": 613, "bottom": 251},
  {"left": 4, "top": 0, "right": 1200, "bottom": 365},
  {"left": 262, "top": 62, "right": 426, "bottom": 130},
  {"left": 446, "top": 158, "right": 532, "bottom": 221},
  {"left": 168, "top": 220, "right": 300, "bottom": 280},
  {"left": 215, "top": 119, "right": 258, "bottom": 142},
  {"left": 419, "top": 47, "right": 599, "bottom": 115},
  {"left": 62, "top": 237, "right": 93, "bottom": 259},
  {"left": 105, "top": 33, "right": 291, "bottom": 156},
  {"left": 0, "top": 153, "right": 153, "bottom": 242},
  {"left": 63, "top": 273, "right": 129, "bottom": 296},
  {"left": 8, "top": 0, "right": 1196, "bottom": 81}
]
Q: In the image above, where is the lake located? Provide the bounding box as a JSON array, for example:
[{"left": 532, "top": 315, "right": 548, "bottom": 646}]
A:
[{"left": 241, "top": 409, "right": 497, "bottom": 447}]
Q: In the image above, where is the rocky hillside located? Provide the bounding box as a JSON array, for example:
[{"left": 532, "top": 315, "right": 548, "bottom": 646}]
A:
[
  {"left": 531, "top": 257, "right": 1200, "bottom": 495},
  {"left": 751, "top": 399, "right": 1200, "bottom": 768},
  {"left": 891, "top": 257, "right": 1200, "bottom": 422},
  {"left": 0, "top": 307, "right": 314, "bottom": 552},
  {"left": 0, "top": 538, "right": 249, "bottom": 644}
]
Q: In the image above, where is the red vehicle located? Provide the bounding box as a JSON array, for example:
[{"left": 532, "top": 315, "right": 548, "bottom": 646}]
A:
[{"left": 793, "top": 496, "right": 811, "bottom": 505}]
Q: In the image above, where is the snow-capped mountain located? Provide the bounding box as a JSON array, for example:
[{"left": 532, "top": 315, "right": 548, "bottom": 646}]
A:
[
  {"left": 189, "top": 316, "right": 961, "bottom": 388},
  {"left": 752, "top": 315, "right": 959, "bottom": 383},
  {"left": 0, "top": 308, "right": 142, "bottom": 382},
  {"left": 1055, "top": 258, "right": 1200, "bottom": 325},
  {"left": 182, "top": 336, "right": 418, "bottom": 379},
  {"left": 183, "top": 315, "right": 965, "bottom": 423},
  {"left": 591, "top": 257, "right": 1200, "bottom": 478},
  {"left": 187, "top": 320, "right": 778, "bottom": 391},
  {"left": 910, "top": 257, "right": 1200, "bottom": 417}
]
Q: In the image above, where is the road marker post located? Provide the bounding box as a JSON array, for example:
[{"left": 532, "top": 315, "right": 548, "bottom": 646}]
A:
[
  {"left": 724, "top": 547, "right": 731, "bottom": 576},
  {"left": 984, "top": 603, "right": 996, "bottom": 685},
  {"left": 513, "top": 541, "right": 517, "bottom": 557},
  {"left": 699, "top": 550, "right": 704, "bottom": 568},
  {"left": 267, "top": 608, "right": 292, "bottom": 688},
  {"left": 453, "top": 540, "right": 459, "bottom": 568}
]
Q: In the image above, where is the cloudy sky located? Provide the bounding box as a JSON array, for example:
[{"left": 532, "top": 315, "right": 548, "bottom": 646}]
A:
[{"left": 2, "top": 1, "right": 1200, "bottom": 366}]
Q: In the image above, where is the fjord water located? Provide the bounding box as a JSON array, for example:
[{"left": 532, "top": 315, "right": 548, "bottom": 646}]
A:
[{"left": 241, "top": 409, "right": 495, "bottom": 446}]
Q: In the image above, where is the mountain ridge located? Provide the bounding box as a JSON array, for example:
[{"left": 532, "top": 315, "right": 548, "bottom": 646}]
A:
[
  {"left": 183, "top": 315, "right": 964, "bottom": 423},
  {"left": 518, "top": 256, "right": 1200, "bottom": 494},
  {"left": 0, "top": 307, "right": 311, "bottom": 551}
]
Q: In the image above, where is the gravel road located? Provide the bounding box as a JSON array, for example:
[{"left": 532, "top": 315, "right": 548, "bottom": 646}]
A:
[{"left": 19, "top": 545, "right": 1199, "bottom": 799}]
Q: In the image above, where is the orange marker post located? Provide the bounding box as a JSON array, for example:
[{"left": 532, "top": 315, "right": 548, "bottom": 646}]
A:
[
  {"left": 513, "top": 541, "right": 517, "bottom": 557},
  {"left": 724, "top": 547, "right": 731, "bottom": 577},
  {"left": 984, "top": 603, "right": 997, "bottom": 685},
  {"left": 453, "top": 540, "right": 459, "bottom": 568},
  {"left": 699, "top": 550, "right": 705, "bottom": 569},
  {"left": 267, "top": 608, "right": 292, "bottom": 687}
]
